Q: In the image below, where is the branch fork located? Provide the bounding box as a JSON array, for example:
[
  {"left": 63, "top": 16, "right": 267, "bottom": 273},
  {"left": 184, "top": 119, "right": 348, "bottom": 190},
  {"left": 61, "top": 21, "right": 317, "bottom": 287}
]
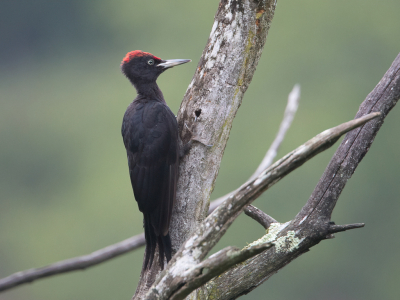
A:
[{"left": 142, "top": 112, "right": 381, "bottom": 300}]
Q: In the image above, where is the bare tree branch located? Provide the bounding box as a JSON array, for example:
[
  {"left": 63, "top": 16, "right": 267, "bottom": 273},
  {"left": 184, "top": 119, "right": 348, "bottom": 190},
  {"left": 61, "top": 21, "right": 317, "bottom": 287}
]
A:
[
  {"left": 0, "top": 234, "right": 145, "bottom": 292},
  {"left": 244, "top": 205, "right": 278, "bottom": 229},
  {"left": 249, "top": 84, "right": 300, "bottom": 181},
  {"left": 142, "top": 112, "right": 380, "bottom": 300},
  {"left": 200, "top": 52, "right": 400, "bottom": 300},
  {"left": 327, "top": 223, "right": 365, "bottom": 234},
  {"left": 169, "top": 242, "right": 273, "bottom": 300}
]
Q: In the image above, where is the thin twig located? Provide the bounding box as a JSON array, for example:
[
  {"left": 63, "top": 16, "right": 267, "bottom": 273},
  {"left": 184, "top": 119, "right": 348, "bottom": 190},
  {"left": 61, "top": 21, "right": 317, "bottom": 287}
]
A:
[
  {"left": 244, "top": 205, "right": 277, "bottom": 229},
  {"left": 328, "top": 223, "right": 365, "bottom": 234},
  {"left": 249, "top": 84, "right": 300, "bottom": 181},
  {"left": 209, "top": 84, "right": 301, "bottom": 212},
  {"left": 0, "top": 234, "right": 145, "bottom": 292}
]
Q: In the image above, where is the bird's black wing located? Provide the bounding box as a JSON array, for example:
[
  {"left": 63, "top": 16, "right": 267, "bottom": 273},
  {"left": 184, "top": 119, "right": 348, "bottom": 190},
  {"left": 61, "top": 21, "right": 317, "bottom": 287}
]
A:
[{"left": 122, "top": 99, "right": 178, "bottom": 237}]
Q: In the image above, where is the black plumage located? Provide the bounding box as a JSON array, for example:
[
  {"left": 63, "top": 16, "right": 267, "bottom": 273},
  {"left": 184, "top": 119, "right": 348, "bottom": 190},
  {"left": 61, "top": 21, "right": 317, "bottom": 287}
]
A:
[{"left": 120, "top": 50, "right": 190, "bottom": 269}]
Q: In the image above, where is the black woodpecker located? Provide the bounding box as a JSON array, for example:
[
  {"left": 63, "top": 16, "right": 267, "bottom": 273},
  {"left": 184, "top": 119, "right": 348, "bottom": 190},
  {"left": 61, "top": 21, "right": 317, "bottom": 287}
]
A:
[{"left": 121, "top": 50, "right": 190, "bottom": 269}]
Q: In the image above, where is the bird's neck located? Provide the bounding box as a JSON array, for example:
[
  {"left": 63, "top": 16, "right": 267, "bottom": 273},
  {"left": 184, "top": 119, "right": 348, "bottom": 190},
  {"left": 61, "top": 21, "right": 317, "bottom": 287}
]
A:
[{"left": 134, "top": 81, "right": 165, "bottom": 102}]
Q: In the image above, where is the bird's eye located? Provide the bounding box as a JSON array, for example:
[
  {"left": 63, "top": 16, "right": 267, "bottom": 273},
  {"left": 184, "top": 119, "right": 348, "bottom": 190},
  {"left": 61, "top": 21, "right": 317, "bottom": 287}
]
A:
[{"left": 148, "top": 59, "right": 154, "bottom": 65}]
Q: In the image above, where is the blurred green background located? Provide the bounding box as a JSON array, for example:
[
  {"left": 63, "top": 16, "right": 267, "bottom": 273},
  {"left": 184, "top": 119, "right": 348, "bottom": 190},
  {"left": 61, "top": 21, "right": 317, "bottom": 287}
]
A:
[{"left": 0, "top": 1, "right": 399, "bottom": 299}]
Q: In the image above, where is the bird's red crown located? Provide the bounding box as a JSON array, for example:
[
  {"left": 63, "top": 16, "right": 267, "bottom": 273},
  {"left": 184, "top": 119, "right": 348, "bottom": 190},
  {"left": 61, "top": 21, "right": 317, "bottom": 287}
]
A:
[{"left": 122, "top": 50, "right": 161, "bottom": 64}]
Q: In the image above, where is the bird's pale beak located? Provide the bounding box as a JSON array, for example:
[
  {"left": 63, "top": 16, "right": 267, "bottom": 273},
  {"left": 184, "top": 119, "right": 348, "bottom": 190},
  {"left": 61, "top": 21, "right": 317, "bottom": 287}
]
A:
[{"left": 158, "top": 59, "right": 191, "bottom": 69}]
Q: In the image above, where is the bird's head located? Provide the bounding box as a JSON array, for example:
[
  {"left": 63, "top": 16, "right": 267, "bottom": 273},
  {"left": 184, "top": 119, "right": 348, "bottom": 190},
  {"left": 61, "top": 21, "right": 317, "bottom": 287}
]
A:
[{"left": 121, "top": 50, "right": 191, "bottom": 85}]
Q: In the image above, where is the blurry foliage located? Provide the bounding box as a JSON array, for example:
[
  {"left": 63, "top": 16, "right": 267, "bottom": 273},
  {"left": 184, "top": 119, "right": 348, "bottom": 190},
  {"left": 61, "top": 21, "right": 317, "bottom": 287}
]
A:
[{"left": 0, "top": 1, "right": 399, "bottom": 300}]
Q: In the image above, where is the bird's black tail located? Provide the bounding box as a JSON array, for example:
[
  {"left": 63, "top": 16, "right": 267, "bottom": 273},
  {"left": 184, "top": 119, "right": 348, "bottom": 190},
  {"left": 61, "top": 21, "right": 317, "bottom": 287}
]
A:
[{"left": 143, "top": 214, "right": 172, "bottom": 270}]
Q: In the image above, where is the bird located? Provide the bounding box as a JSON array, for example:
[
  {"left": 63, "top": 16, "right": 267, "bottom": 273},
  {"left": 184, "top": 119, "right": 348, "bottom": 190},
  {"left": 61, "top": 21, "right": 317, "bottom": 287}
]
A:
[{"left": 120, "top": 50, "right": 191, "bottom": 269}]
